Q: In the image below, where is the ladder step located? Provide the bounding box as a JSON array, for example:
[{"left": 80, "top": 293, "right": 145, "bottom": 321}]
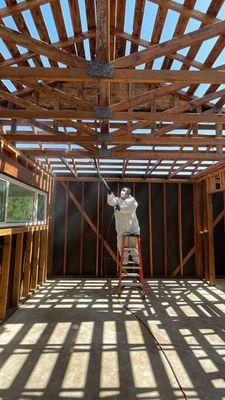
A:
[
  {"left": 123, "top": 247, "right": 137, "bottom": 251},
  {"left": 123, "top": 263, "right": 139, "bottom": 267},
  {"left": 123, "top": 266, "right": 140, "bottom": 270},
  {"left": 123, "top": 261, "right": 139, "bottom": 265},
  {"left": 122, "top": 273, "right": 140, "bottom": 278}
]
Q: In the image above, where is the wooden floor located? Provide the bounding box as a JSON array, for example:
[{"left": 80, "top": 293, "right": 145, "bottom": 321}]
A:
[{"left": 0, "top": 278, "right": 225, "bottom": 400}]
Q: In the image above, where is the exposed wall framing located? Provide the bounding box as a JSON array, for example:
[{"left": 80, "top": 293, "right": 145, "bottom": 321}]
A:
[
  {"left": 0, "top": 1, "right": 224, "bottom": 179},
  {"left": 52, "top": 180, "right": 195, "bottom": 278},
  {"left": 0, "top": 225, "right": 48, "bottom": 320}
]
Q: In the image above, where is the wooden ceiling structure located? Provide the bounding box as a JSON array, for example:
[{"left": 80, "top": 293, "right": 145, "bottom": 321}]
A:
[{"left": 1, "top": 0, "right": 225, "bottom": 178}]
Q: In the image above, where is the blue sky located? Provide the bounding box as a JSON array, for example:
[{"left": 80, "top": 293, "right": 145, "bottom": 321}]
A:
[
  {"left": 0, "top": 0, "right": 224, "bottom": 87},
  {"left": 0, "top": 1, "right": 223, "bottom": 143}
]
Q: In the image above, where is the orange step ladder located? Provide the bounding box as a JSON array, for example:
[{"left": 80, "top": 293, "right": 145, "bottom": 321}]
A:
[{"left": 118, "top": 233, "right": 145, "bottom": 297}]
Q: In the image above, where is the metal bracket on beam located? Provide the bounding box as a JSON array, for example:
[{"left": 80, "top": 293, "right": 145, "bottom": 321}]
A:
[
  {"left": 88, "top": 61, "right": 114, "bottom": 78},
  {"left": 99, "top": 147, "right": 111, "bottom": 157},
  {"left": 98, "top": 132, "right": 112, "bottom": 142},
  {"left": 94, "top": 106, "right": 113, "bottom": 119}
]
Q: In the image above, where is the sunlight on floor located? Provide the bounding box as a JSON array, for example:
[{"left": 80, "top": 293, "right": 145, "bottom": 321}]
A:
[{"left": 0, "top": 279, "right": 225, "bottom": 399}]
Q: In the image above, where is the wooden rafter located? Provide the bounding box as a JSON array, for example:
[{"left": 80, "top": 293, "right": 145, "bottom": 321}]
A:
[{"left": 0, "top": 0, "right": 224, "bottom": 179}]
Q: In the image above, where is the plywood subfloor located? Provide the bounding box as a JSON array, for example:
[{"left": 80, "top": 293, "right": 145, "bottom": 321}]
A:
[{"left": 0, "top": 279, "right": 225, "bottom": 400}]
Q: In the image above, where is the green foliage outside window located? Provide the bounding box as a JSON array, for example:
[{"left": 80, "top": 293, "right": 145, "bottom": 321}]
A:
[{"left": 7, "top": 183, "right": 35, "bottom": 222}]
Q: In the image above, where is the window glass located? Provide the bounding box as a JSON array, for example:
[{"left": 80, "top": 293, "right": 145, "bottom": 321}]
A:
[
  {"left": 37, "top": 193, "right": 46, "bottom": 222},
  {"left": 7, "top": 183, "right": 35, "bottom": 222},
  {"left": 0, "top": 179, "right": 6, "bottom": 222}
]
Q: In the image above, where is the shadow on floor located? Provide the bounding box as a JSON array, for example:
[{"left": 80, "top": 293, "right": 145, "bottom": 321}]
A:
[{"left": 0, "top": 278, "right": 225, "bottom": 400}]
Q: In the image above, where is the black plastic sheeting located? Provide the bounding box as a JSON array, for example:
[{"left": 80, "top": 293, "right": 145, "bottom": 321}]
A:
[
  {"left": 213, "top": 192, "right": 225, "bottom": 276},
  {"left": 52, "top": 181, "right": 195, "bottom": 277}
]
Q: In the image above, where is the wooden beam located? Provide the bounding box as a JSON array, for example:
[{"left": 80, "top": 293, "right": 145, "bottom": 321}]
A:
[
  {"left": 22, "top": 231, "right": 33, "bottom": 298},
  {"left": 67, "top": 0, "right": 85, "bottom": 57},
  {"left": 0, "top": 235, "right": 12, "bottom": 319},
  {"left": 24, "top": 149, "right": 225, "bottom": 161},
  {"left": 206, "top": 193, "right": 216, "bottom": 285},
  {"left": 171, "top": 246, "right": 195, "bottom": 277},
  {"left": 63, "top": 182, "right": 68, "bottom": 276},
  {"left": 61, "top": 157, "right": 78, "bottom": 178},
  {"left": 163, "top": 183, "right": 168, "bottom": 276},
  {"left": 1, "top": 67, "right": 225, "bottom": 83},
  {"left": 161, "top": 0, "right": 197, "bottom": 70},
  {"left": 85, "top": 0, "right": 96, "bottom": 59},
  {"left": 38, "top": 229, "right": 48, "bottom": 284},
  {"left": 115, "top": 0, "right": 126, "bottom": 58},
  {"left": 80, "top": 182, "right": 84, "bottom": 274},
  {"left": 96, "top": 181, "right": 100, "bottom": 276},
  {"left": 112, "top": 83, "right": 189, "bottom": 112},
  {"left": 0, "top": 25, "right": 86, "bottom": 67},
  {"left": 178, "top": 183, "right": 183, "bottom": 277},
  {"left": 8, "top": 134, "right": 225, "bottom": 146},
  {"left": 193, "top": 182, "right": 204, "bottom": 277},
  {"left": 61, "top": 181, "right": 117, "bottom": 262},
  {"left": 114, "top": 19, "right": 225, "bottom": 68},
  {"left": 2, "top": 110, "right": 225, "bottom": 122},
  {"left": 30, "top": 230, "right": 41, "bottom": 291},
  {"left": 0, "top": 0, "right": 57, "bottom": 18},
  {"left": 130, "top": 0, "right": 146, "bottom": 54},
  {"left": 96, "top": 0, "right": 110, "bottom": 136},
  {"left": 0, "top": 30, "right": 95, "bottom": 68},
  {"left": 213, "top": 209, "right": 225, "bottom": 228},
  {"left": 12, "top": 232, "right": 24, "bottom": 308},
  {"left": 0, "top": 151, "right": 49, "bottom": 190},
  {"left": 20, "top": 81, "right": 93, "bottom": 110},
  {"left": 148, "top": 183, "right": 153, "bottom": 276},
  {"left": 149, "top": 0, "right": 220, "bottom": 25}
]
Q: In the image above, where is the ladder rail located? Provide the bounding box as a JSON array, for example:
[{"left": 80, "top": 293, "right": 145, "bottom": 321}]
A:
[{"left": 118, "top": 234, "right": 145, "bottom": 296}]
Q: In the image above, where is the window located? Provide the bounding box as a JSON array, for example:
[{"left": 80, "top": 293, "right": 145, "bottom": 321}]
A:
[
  {"left": 7, "top": 183, "right": 35, "bottom": 223},
  {"left": 37, "top": 193, "right": 46, "bottom": 222},
  {"left": 0, "top": 179, "right": 6, "bottom": 222},
  {"left": 0, "top": 173, "right": 47, "bottom": 226}
]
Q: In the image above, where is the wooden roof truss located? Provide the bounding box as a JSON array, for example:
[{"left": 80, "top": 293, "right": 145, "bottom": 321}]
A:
[{"left": 0, "top": 0, "right": 225, "bottom": 179}]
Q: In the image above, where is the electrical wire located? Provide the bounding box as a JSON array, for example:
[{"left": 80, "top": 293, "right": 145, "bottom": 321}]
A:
[{"left": 103, "top": 212, "right": 188, "bottom": 400}]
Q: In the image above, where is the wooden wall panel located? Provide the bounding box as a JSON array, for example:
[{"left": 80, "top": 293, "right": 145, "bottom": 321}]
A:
[
  {"left": 52, "top": 181, "right": 196, "bottom": 277},
  {"left": 213, "top": 192, "right": 225, "bottom": 277},
  {"left": 101, "top": 183, "right": 118, "bottom": 276},
  {"left": 135, "top": 183, "right": 150, "bottom": 276},
  {"left": 213, "top": 219, "right": 225, "bottom": 276},
  {"left": 0, "top": 226, "right": 48, "bottom": 319},
  {"left": 167, "top": 183, "right": 179, "bottom": 276},
  {"left": 212, "top": 191, "right": 224, "bottom": 220},
  {"left": 182, "top": 184, "right": 195, "bottom": 276},
  {"left": 6, "top": 234, "right": 16, "bottom": 311},
  {"left": 53, "top": 182, "right": 66, "bottom": 275},
  {"left": 83, "top": 182, "right": 98, "bottom": 275},
  {"left": 151, "top": 183, "right": 164, "bottom": 276},
  {"left": 66, "top": 182, "right": 82, "bottom": 275}
]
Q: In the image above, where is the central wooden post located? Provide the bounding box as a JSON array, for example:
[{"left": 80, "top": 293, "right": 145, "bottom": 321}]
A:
[{"left": 96, "top": 0, "right": 110, "bottom": 136}]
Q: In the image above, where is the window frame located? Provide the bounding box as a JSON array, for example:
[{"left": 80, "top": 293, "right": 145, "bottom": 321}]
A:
[{"left": 0, "top": 173, "right": 47, "bottom": 227}]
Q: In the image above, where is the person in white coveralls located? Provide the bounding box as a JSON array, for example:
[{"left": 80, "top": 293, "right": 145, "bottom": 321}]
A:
[{"left": 107, "top": 187, "right": 140, "bottom": 264}]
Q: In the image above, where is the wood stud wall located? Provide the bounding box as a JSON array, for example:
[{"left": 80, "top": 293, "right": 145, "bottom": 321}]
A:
[
  {"left": 52, "top": 180, "right": 195, "bottom": 278},
  {"left": 0, "top": 226, "right": 48, "bottom": 320}
]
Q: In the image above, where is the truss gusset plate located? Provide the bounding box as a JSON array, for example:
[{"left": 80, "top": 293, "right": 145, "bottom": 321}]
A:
[
  {"left": 94, "top": 106, "right": 113, "bottom": 119},
  {"left": 98, "top": 133, "right": 112, "bottom": 142},
  {"left": 99, "top": 147, "right": 111, "bottom": 157},
  {"left": 88, "top": 61, "right": 114, "bottom": 78}
]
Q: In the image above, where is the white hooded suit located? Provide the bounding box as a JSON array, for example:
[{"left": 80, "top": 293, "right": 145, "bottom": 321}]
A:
[{"left": 107, "top": 193, "right": 140, "bottom": 255}]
